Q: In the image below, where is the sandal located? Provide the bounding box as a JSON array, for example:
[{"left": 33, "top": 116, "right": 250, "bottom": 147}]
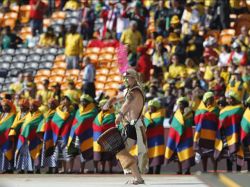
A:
[{"left": 125, "top": 179, "right": 145, "bottom": 185}]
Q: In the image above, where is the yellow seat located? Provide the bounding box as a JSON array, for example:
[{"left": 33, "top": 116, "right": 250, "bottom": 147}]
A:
[
  {"left": 51, "top": 11, "right": 66, "bottom": 20},
  {"left": 219, "top": 34, "right": 234, "bottom": 45},
  {"left": 53, "top": 61, "right": 67, "bottom": 69},
  {"left": 3, "top": 18, "right": 16, "bottom": 30},
  {"left": 65, "top": 69, "right": 80, "bottom": 76},
  {"left": 96, "top": 68, "right": 109, "bottom": 75},
  {"left": 85, "top": 47, "right": 100, "bottom": 55},
  {"left": 43, "top": 18, "right": 51, "bottom": 28},
  {"left": 49, "top": 75, "right": 64, "bottom": 83},
  {"left": 34, "top": 75, "right": 48, "bottom": 83},
  {"left": 54, "top": 55, "right": 66, "bottom": 62},
  {"left": 220, "top": 29, "right": 236, "bottom": 36},
  {"left": 95, "top": 82, "right": 105, "bottom": 90}
]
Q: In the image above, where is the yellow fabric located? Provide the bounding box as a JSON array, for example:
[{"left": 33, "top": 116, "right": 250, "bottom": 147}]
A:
[
  {"left": 120, "top": 28, "right": 142, "bottom": 52},
  {"left": 230, "top": 0, "right": 241, "bottom": 9},
  {"left": 9, "top": 82, "right": 23, "bottom": 93},
  {"left": 37, "top": 90, "right": 53, "bottom": 105},
  {"left": 226, "top": 81, "right": 246, "bottom": 101},
  {"left": 186, "top": 67, "right": 197, "bottom": 76},
  {"left": 38, "top": 34, "right": 57, "bottom": 47},
  {"left": 204, "top": 0, "right": 216, "bottom": 7},
  {"left": 181, "top": 9, "right": 192, "bottom": 35},
  {"left": 204, "top": 66, "right": 214, "bottom": 81},
  {"left": 220, "top": 71, "right": 230, "bottom": 84},
  {"left": 168, "top": 64, "right": 186, "bottom": 78},
  {"left": 63, "top": 0, "right": 81, "bottom": 10},
  {"left": 65, "top": 33, "right": 83, "bottom": 56},
  {"left": 63, "top": 89, "right": 81, "bottom": 104}
]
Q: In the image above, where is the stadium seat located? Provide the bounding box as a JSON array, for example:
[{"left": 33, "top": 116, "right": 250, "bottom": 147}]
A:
[
  {"left": 3, "top": 18, "right": 16, "bottom": 30},
  {"left": 4, "top": 12, "right": 18, "bottom": 20},
  {"left": 15, "top": 48, "right": 29, "bottom": 55},
  {"left": 25, "top": 62, "right": 39, "bottom": 69},
  {"left": 220, "top": 29, "right": 236, "bottom": 36},
  {"left": 39, "top": 61, "right": 53, "bottom": 69},
  {"left": 219, "top": 34, "right": 234, "bottom": 45},
  {"left": 98, "top": 53, "right": 113, "bottom": 63},
  {"left": 2, "top": 55, "right": 13, "bottom": 62},
  {"left": 26, "top": 54, "right": 41, "bottom": 62},
  {"left": 32, "top": 48, "right": 44, "bottom": 55},
  {"left": 54, "top": 55, "right": 65, "bottom": 62},
  {"left": 105, "top": 82, "right": 120, "bottom": 90},
  {"left": 96, "top": 68, "right": 109, "bottom": 75},
  {"left": 85, "top": 47, "right": 100, "bottom": 55},
  {"left": 65, "top": 69, "right": 80, "bottom": 76},
  {"left": 51, "top": 68, "right": 65, "bottom": 76},
  {"left": 96, "top": 75, "right": 107, "bottom": 82},
  {"left": 41, "top": 54, "right": 55, "bottom": 62},
  {"left": 63, "top": 75, "right": 78, "bottom": 81},
  {"left": 0, "top": 62, "right": 11, "bottom": 69},
  {"left": 100, "top": 47, "right": 116, "bottom": 55},
  {"left": 85, "top": 53, "right": 99, "bottom": 63},
  {"left": 12, "top": 54, "right": 26, "bottom": 62},
  {"left": 49, "top": 75, "right": 63, "bottom": 82},
  {"left": 95, "top": 82, "right": 105, "bottom": 91},
  {"left": 107, "top": 75, "right": 122, "bottom": 83},
  {"left": 53, "top": 61, "right": 67, "bottom": 69},
  {"left": 108, "top": 67, "right": 120, "bottom": 75},
  {"left": 34, "top": 75, "right": 49, "bottom": 83},
  {"left": 105, "top": 88, "right": 117, "bottom": 97},
  {"left": 36, "top": 69, "right": 51, "bottom": 76},
  {"left": 43, "top": 18, "right": 51, "bottom": 28},
  {"left": 7, "top": 69, "right": 20, "bottom": 77},
  {"left": 2, "top": 48, "right": 15, "bottom": 55},
  {"left": 19, "top": 5, "right": 31, "bottom": 24},
  {"left": 11, "top": 62, "right": 25, "bottom": 69},
  {"left": 10, "top": 5, "right": 19, "bottom": 13}
]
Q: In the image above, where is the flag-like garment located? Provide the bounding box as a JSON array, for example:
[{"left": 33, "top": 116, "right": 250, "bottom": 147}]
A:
[
  {"left": 144, "top": 108, "right": 165, "bottom": 167},
  {"left": 9, "top": 112, "right": 29, "bottom": 137},
  {"left": 93, "top": 109, "right": 115, "bottom": 161},
  {"left": 37, "top": 109, "right": 56, "bottom": 155},
  {"left": 16, "top": 111, "right": 44, "bottom": 160},
  {"left": 0, "top": 113, "right": 16, "bottom": 160},
  {"left": 240, "top": 108, "right": 250, "bottom": 146},
  {"left": 165, "top": 109, "right": 195, "bottom": 170},
  {"left": 214, "top": 104, "right": 244, "bottom": 159},
  {"left": 44, "top": 106, "right": 75, "bottom": 149},
  {"left": 68, "top": 103, "right": 98, "bottom": 160},
  {"left": 194, "top": 102, "right": 219, "bottom": 150}
]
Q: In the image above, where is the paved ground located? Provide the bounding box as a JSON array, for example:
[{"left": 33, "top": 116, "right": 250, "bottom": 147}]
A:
[
  {"left": 0, "top": 174, "right": 208, "bottom": 187},
  {"left": 1, "top": 173, "right": 249, "bottom": 187}
]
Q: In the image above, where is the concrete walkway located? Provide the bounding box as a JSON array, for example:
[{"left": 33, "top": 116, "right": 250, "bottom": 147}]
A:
[{"left": 0, "top": 174, "right": 208, "bottom": 187}]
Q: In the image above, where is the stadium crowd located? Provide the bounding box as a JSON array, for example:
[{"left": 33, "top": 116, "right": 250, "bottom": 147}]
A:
[{"left": 0, "top": 0, "right": 250, "bottom": 175}]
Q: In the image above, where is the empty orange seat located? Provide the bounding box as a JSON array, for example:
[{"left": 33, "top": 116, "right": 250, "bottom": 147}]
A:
[
  {"left": 34, "top": 75, "right": 49, "bottom": 83},
  {"left": 4, "top": 12, "right": 18, "bottom": 20},
  {"left": 49, "top": 75, "right": 64, "bottom": 83},
  {"left": 105, "top": 82, "right": 120, "bottom": 90},
  {"left": 51, "top": 11, "right": 66, "bottom": 20},
  {"left": 65, "top": 69, "right": 80, "bottom": 76},
  {"left": 96, "top": 75, "right": 107, "bottom": 82},
  {"left": 105, "top": 88, "right": 117, "bottom": 97},
  {"left": 19, "top": 5, "right": 31, "bottom": 24},
  {"left": 95, "top": 82, "right": 105, "bottom": 90},
  {"left": 108, "top": 67, "right": 119, "bottom": 75},
  {"left": 36, "top": 69, "right": 51, "bottom": 76},
  {"left": 96, "top": 68, "right": 109, "bottom": 75},
  {"left": 3, "top": 18, "right": 16, "bottom": 30},
  {"left": 51, "top": 68, "right": 66, "bottom": 76},
  {"left": 100, "top": 47, "right": 116, "bottom": 55},
  {"left": 53, "top": 61, "right": 67, "bottom": 69},
  {"left": 107, "top": 75, "right": 122, "bottom": 83},
  {"left": 98, "top": 53, "right": 113, "bottom": 63},
  {"left": 55, "top": 55, "right": 66, "bottom": 62},
  {"left": 43, "top": 18, "right": 51, "bottom": 28},
  {"left": 86, "top": 53, "right": 99, "bottom": 63},
  {"left": 85, "top": 47, "right": 100, "bottom": 55},
  {"left": 220, "top": 29, "right": 235, "bottom": 36},
  {"left": 219, "top": 34, "right": 234, "bottom": 45}
]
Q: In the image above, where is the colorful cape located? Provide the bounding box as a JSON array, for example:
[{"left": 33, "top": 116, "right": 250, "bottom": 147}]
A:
[
  {"left": 214, "top": 104, "right": 244, "bottom": 160},
  {"left": 16, "top": 111, "right": 44, "bottom": 160},
  {"left": 68, "top": 103, "right": 98, "bottom": 160},
  {"left": 93, "top": 108, "right": 115, "bottom": 161},
  {"left": 165, "top": 109, "right": 195, "bottom": 170},
  {"left": 240, "top": 108, "right": 250, "bottom": 146},
  {"left": 144, "top": 108, "right": 165, "bottom": 167},
  {"left": 0, "top": 112, "right": 16, "bottom": 160},
  {"left": 37, "top": 109, "right": 56, "bottom": 155},
  {"left": 9, "top": 112, "right": 29, "bottom": 137},
  {"left": 194, "top": 102, "right": 219, "bottom": 150},
  {"left": 44, "top": 106, "right": 75, "bottom": 149}
]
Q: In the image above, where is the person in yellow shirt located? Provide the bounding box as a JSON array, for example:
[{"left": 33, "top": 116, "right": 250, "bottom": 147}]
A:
[
  {"left": 168, "top": 54, "right": 186, "bottom": 79},
  {"left": 63, "top": 0, "right": 81, "bottom": 11},
  {"left": 226, "top": 70, "right": 247, "bottom": 101},
  {"left": 185, "top": 58, "right": 197, "bottom": 76},
  {"left": 65, "top": 24, "right": 83, "bottom": 69},
  {"left": 9, "top": 73, "right": 24, "bottom": 94},
  {"left": 120, "top": 21, "right": 142, "bottom": 53},
  {"left": 37, "top": 79, "right": 53, "bottom": 112},
  {"left": 38, "top": 26, "right": 57, "bottom": 48},
  {"left": 63, "top": 80, "right": 81, "bottom": 108}
]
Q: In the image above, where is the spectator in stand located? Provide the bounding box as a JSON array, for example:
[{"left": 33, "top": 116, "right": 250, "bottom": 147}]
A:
[
  {"left": 64, "top": 24, "right": 83, "bottom": 69},
  {"left": 237, "top": 26, "right": 250, "bottom": 52},
  {"left": 153, "top": 0, "right": 169, "bottom": 37},
  {"left": 37, "top": 26, "right": 57, "bottom": 48},
  {"left": 82, "top": 57, "right": 96, "bottom": 99},
  {"left": 120, "top": 20, "right": 142, "bottom": 53},
  {"left": 169, "top": 15, "right": 182, "bottom": 35},
  {"left": 80, "top": 0, "right": 95, "bottom": 40},
  {"left": 63, "top": 0, "right": 81, "bottom": 11},
  {"left": 152, "top": 42, "right": 168, "bottom": 80},
  {"left": 168, "top": 54, "right": 185, "bottom": 79},
  {"left": 212, "top": 0, "right": 230, "bottom": 30},
  {"left": 218, "top": 45, "right": 231, "bottom": 67},
  {"left": 122, "top": 1, "right": 149, "bottom": 37},
  {"left": 36, "top": 79, "right": 53, "bottom": 112},
  {"left": 136, "top": 45, "right": 152, "bottom": 83},
  {"left": 228, "top": 41, "right": 248, "bottom": 66},
  {"left": 116, "top": 0, "right": 130, "bottom": 40},
  {"left": 0, "top": 26, "right": 22, "bottom": 50},
  {"left": 30, "top": 0, "right": 47, "bottom": 35},
  {"left": 56, "top": 25, "right": 66, "bottom": 48},
  {"left": 25, "top": 29, "right": 40, "bottom": 48}
]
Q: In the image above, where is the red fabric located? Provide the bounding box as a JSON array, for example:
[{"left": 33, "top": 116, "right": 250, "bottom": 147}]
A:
[
  {"left": 136, "top": 54, "right": 152, "bottom": 82},
  {"left": 30, "top": 0, "right": 47, "bottom": 20},
  {"left": 228, "top": 51, "right": 248, "bottom": 66}
]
